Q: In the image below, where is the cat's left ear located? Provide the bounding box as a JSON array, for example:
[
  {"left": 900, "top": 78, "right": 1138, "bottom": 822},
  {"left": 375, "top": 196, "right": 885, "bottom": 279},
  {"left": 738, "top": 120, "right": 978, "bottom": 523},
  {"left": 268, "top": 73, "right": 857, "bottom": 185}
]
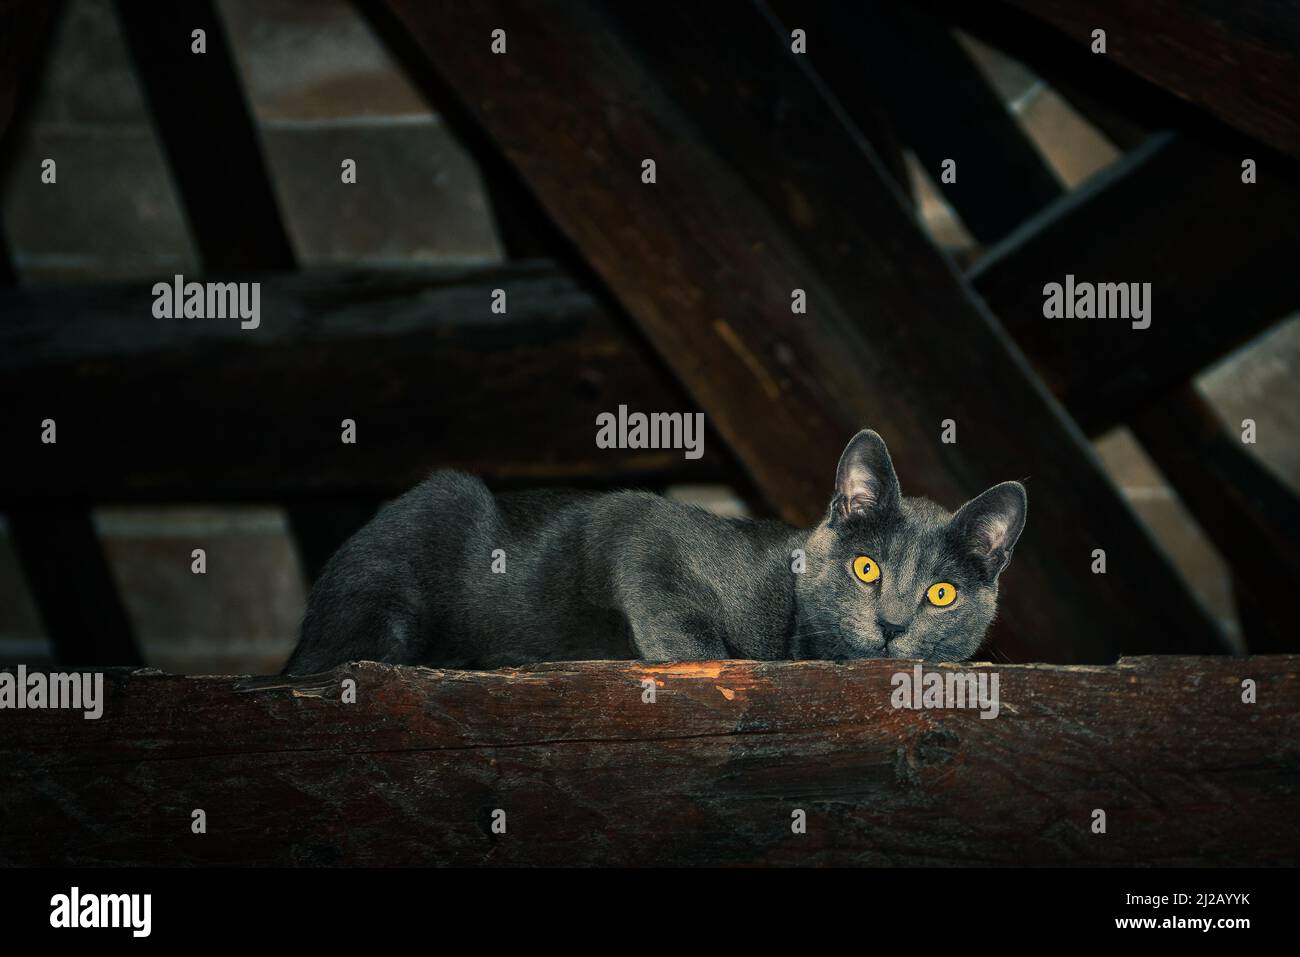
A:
[{"left": 951, "top": 481, "right": 1027, "bottom": 580}]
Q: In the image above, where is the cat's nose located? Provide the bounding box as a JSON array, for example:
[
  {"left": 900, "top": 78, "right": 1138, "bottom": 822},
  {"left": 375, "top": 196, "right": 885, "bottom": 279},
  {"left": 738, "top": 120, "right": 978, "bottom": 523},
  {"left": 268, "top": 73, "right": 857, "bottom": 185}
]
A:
[{"left": 878, "top": 617, "right": 908, "bottom": 641}]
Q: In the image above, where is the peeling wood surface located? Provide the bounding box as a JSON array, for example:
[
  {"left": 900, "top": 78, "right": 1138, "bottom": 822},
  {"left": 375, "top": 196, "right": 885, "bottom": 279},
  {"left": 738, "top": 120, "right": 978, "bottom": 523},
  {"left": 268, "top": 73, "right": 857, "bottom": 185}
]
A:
[{"left": 2, "top": 656, "right": 1297, "bottom": 866}]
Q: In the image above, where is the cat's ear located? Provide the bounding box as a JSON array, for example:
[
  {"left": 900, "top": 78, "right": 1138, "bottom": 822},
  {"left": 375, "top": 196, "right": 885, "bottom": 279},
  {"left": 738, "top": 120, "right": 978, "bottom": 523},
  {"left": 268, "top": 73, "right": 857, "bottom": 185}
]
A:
[
  {"left": 831, "top": 429, "right": 901, "bottom": 525},
  {"left": 951, "top": 481, "right": 1027, "bottom": 580}
]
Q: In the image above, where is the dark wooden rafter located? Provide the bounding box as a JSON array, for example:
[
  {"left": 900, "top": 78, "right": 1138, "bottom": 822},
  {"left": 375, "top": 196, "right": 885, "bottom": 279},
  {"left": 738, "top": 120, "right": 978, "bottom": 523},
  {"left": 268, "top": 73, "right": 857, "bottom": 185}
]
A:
[
  {"left": 764, "top": 1, "right": 913, "bottom": 201},
  {"left": 0, "top": 0, "right": 141, "bottom": 666},
  {"left": 113, "top": 0, "right": 294, "bottom": 271},
  {"left": 775, "top": 0, "right": 1060, "bottom": 244},
  {"left": 0, "top": 0, "right": 63, "bottom": 287},
  {"left": 117, "top": 0, "right": 363, "bottom": 583},
  {"left": 964, "top": 137, "right": 1300, "bottom": 651},
  {"left": 919, "top": 0, "right": 1213, "bottom": 151},
  {"left": 0, "top": 263, "right": 729, "bottom": 503},
  {"left": 355, "top": 0, "right": 579, "bottom": 260},
  {"left": 0, "top": 0, "right": 59, "bottom": 149},
  {"left": 864, "top": 22, "right": 1300, "bottom": 653},
  {"left": 1129, "top": 388, "right": 1300, "bottom": 653},
  {"left": 4, "top": 510, "right": 140, "bottom": 666},
  {"left": 970, "top": 134, "right": 1300, "bottom": 433},
  {"left": 823, "top": 5, "right": 1300, "bottom": 435},
  {"left": 5, "top": 657, "right": 1299, "bottom": 865},
  {"left": 838, "top": 5, "right": 1300, "bottom": 651},
  {"left": 998, "top": 0, "right": 1300, "bottom": 161},
  {"left": 382, "top": 0, "right": 1229, "bottom": 662}
]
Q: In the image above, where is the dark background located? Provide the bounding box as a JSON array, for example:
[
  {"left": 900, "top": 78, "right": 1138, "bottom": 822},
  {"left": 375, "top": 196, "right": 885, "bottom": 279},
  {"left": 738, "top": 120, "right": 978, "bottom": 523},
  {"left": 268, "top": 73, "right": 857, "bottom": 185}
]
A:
[{"left": 2, "top": 0, "right": 1298, "bottom": 673}]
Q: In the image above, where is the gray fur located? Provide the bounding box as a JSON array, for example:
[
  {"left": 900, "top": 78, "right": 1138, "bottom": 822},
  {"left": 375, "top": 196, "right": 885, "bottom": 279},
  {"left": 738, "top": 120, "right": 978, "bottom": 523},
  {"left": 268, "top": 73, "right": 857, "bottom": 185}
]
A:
[{"left": 283, "top": 429, "right": 1026, "bottom": 673}]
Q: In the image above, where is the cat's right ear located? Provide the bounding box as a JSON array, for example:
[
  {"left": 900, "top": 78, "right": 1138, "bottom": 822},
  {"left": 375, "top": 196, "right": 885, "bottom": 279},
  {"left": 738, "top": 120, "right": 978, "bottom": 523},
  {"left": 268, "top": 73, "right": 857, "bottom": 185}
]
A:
[{"left": 831, "top": 429, "right": 900, "bottom": 526}]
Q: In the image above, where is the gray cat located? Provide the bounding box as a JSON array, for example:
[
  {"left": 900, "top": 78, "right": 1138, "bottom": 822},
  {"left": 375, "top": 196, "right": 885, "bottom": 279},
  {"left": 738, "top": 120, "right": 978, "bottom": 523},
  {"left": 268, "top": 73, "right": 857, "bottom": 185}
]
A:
[{"left": 283, "top": 429, "right": 1026, "bottom": 673}]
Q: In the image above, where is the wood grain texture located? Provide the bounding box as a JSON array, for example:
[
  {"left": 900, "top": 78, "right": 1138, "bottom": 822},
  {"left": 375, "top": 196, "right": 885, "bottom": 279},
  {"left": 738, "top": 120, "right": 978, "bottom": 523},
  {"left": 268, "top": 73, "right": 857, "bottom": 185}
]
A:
[
  {"left": 1, "top": 656, "right": 1296, "bottom": 866},
  {"left": 383, "top": 0, "right": 1227, "bottom": 662}
]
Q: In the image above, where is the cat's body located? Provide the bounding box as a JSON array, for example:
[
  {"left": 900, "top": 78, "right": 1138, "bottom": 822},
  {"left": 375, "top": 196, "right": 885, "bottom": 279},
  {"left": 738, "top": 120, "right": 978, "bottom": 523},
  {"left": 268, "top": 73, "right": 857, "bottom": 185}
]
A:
[{"left": 284, "top": 430, "right": 1027, "bottom": 673}]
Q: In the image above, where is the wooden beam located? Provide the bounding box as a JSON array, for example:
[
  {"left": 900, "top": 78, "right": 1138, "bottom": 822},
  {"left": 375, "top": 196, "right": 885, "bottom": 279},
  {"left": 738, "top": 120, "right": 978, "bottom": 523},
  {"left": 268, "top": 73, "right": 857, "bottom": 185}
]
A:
[
  {"left": 384, "top": 0, "right": 1227, "bottom": 662},
  {"left": 919, "top": 0, "right": 1206, "bottom": 151},
  {"left": 5, "top": 509, "right": 141, "bottom": 666},
  {"left": 354, "top": 0, "right": 575, "bottom": 260},
  {"left": 999, "top": 0, "right": 1300, "bottom": 160},
  {"left": 0, "top": 0, "right": 63, "bottom": 281},
  {"left": 0, "top": 0, "right": 59, "bottom": 144},
  {"left": 779, "top": 0, "right": 1060, "bottom": 243},
  {"left": 800, "top": 10, "right": 1300, "bottom": 655},
  {"left": 0, "top": 1, "right": 140, "bottom": 666},
  {"left": 970, "top": 133, "right": 1300, "bottom": 434},
  {"left": 113, "top": 0, "right": 294, "bottom": 271},
  {"left": 0, "top": 263, "right": 726, "bottom": 502},
  {"left": 765, "top": 1, "right": 913, "bottom": 201},
  {"left": 3, "top": 656, "right": 1296, "bottom": 865},
  {"left": 1130, "top": 387, "right": 1300, "bottom": 653}
]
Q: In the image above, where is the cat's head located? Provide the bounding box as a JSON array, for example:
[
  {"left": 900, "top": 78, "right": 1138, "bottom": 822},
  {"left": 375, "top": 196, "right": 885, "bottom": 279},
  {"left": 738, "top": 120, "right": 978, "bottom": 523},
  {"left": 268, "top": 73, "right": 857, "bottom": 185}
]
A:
[{"left": 794, "top": 429, "right": 1026, "bottom": 662}]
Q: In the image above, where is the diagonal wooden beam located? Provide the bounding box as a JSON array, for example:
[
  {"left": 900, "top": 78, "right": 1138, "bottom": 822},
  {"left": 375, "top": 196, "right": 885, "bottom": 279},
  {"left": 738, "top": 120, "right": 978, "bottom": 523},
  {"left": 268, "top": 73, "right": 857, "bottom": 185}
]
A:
[
  {"left": 998, "top": 0, "right": 1300, "bottom": 160},
  {"left": 113, "top": 0, "right": 294, "bottom": 271},
  {"left": 0, "top": 1, "right": 141, "bottom": 666},
  {"left": 6, "top": 509, "right": 141, "bottom": 666},
  {"left": 970, "top": 133, "right": 1300, "bottom": 434},
  {"left": 0, "top": 0, "right": 63, "bottom": 282},
  {"left": 778, "top": 0, "right": 1061, "bottom": 244},
  {"left": 764, "top": 1, "right": 913, "bottom": 201},
  {"left": 858, "top": 12, "right": 1300, "bottom": 653},
  {"left": 1129, "top": 387, "right": 1300, "bottom": 653},
  {"left": 0, "top": 0, "right": 58, "bottom": 141},
  {"left": 966, "top": 131, "right": 1300, "bottom": 652},
  {"left": 383, "top": 0, "right": 1228, "bottom": 662}
]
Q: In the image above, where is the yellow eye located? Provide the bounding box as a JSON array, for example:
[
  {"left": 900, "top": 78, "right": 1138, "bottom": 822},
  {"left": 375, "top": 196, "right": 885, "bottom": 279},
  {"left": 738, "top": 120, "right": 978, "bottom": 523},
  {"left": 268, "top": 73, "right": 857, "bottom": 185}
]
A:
[
  {"left": 852, "top": 555, "right": 881, "bottom": 584},
  {"left": 927, "top": 582, "right": 957, "bottom": 607}
]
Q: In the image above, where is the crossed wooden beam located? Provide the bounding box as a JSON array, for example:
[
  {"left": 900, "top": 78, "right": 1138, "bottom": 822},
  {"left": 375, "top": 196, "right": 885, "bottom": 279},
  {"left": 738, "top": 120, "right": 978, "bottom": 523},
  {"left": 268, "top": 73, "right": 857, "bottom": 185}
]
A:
[{"left": 2, "top": 0, "right": 1298, "bottom": 666}]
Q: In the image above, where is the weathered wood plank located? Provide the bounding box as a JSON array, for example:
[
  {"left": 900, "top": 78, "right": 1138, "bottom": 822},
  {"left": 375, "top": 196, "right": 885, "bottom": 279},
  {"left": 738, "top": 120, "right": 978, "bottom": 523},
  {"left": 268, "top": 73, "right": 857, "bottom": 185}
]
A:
[
  {"left": 1000, "top": 0, "right": 1300, "bottom": 160},
  {"left": 1, "top": 656, "right": 1295, "bottom": 866},
  {"left": 0, "top": 263, "right": 725, "bottom": 500},
  {"left": 385, "top": 0, "right": 1227, "bottom": 662}
]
